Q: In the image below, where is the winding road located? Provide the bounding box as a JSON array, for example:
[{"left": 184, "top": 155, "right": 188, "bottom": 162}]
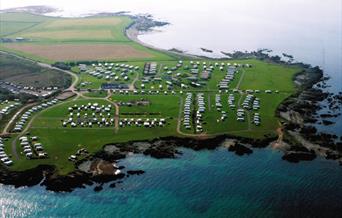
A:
[
  {"left": 36, "top": 62, "right": 80, "bottom": 96},
  {"left": 128, "top": 73, "right": 139, "bottom": 91},
  {"left": 0, "top": 51, "right": 82, "bottom": 159},
  {"left": 235, "top": 69, "right": 245, "bottom": 90},
  {"left": 1, "top": 103, "right": 37, "bottom": 135},
  {"left": 1, "top": 53, "right": 80, "bottom": 135}
]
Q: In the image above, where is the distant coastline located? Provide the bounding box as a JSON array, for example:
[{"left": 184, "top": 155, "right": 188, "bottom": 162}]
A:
[{"left": 124, "top": 14, "right": 197, "bottom": 59}]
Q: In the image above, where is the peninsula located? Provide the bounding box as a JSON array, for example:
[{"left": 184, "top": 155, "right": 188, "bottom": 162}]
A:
[{"left": 0, "top": 11, "right": 340, "bottom": 192}]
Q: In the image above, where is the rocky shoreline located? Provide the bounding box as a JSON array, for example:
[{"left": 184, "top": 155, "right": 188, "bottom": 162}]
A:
[
  {"left": 124, "top": 14, "right": 199, "bottom": 59},
  {"left": 0, "top": 134, "right": 277, "bottom": 192},
  {"left": 275, "top": 66, "right": 342, "bottom": 164}
]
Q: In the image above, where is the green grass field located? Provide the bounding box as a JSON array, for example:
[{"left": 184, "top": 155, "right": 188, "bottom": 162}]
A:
[
  {"left": 14, "top": 16, "right": 132, "bottom": 42},
  {"left": 82, "top": 90, "right": 108, "bottom": 98},
  {"left": 0, "top": 13, "right": 129, "bottom": 42},
  {"left": 0, "top": 12, "right": 173, "bottom": 62},
  {"left": 0, "top": 12, "right": 51, "bottom": 37},
  {"left": 112, "top": 94, "right": 180, "bottom": 118},
  {"left": 8, "top": 97, "right": 180, "bottom": 174},
  {"left": 4, "top": 58, "right": 301, "bottom": 174},
  {"left": 0, "top": 55, "right": 301, "bottom": 174}
]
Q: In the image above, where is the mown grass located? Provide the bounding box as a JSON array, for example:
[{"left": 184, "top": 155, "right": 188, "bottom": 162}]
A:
[
  {"left": 9, "top": 97, "right": 180, "bottom": 174},
  {"left": 14, "top": 16, "right": 132, "bottom": 43},
  {"left": 0, "top": 12, "right": 49, "bottom": 37},
  {"left": 112, "top": 94, "right": 180, "bottom": 118},
  {"left": 238, "top": 59, "right": 300, "bottom": 91},
  {"left": 82, "top": 91, "right": 108, "bottom": 98}
]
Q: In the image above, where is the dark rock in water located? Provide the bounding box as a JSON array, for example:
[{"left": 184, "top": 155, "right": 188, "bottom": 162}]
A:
[
  {"left": 337, "top": 142, "right": 342, "bottom": 152},
  {"left": 143, "top": 140, "right": 180, "bottom": 158},
  {"left": 94, "top": 150, "right": 126, "bottom": 162},
  {"left": 282, "top": 151, "right": 316, "bottom": 163},
  {"left": 221, "top": 51, "right": 232, "bottom": 57},
  {"left": 200, "top": 48, "right": 213, "bottom": 53},
  {"left": 127, "top": 170, "right": 145, "bottom": 175},
  {"left": 41, "top": 171, "right": 92, "bottom": 192},
  {"left": 109, "top": 182, "right": 116, "bottom": 188},
  {"left": 228, "top": 143, "right": 253, "bottom": 156},
  {"left": 143, "top": 147, "right": 176, "bottom": 158},
  {"left": 300, "top": 126, "right": 317, "bottom": 135},
  {"left": 168, "top": 48, "right": 184, "bottom": 54},
  {"left": 320, "top": 113, "right": 337, "bottom": 118},
  {"left": 131, "top": 15, "right": 169, "bottom": 32},
  {"left": 94, "top": 185, "right": 103, "bottom": 192},
  {"left": 322, "top": 120, "right": 335, "bottom": 126},
  {"left": 288, "top": 145, "right": 311, "bottom": 153},
  {"left": 305, "top": 117, "right": 318, "bottom": 123},
  {"left": 0, "top": 165, "right": 54, "bottom": 188},
  {"left": 285, "top": 123, "right": 300, "bottom": 130},
  {"left": 91, "top": 173, "right": 125, "bottom": 183},
  {"left": 325, "top": 151, "right": 341, "bottom": 160}
]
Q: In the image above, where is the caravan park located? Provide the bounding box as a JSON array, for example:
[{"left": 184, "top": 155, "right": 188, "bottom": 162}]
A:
[{"left": 0, "top": 12, "right": 302, "bottom": 175}]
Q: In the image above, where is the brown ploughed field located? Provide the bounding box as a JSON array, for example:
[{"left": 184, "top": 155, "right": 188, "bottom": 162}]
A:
[{"left": 5, "top": 44, "right": 153, "bottom": 61}]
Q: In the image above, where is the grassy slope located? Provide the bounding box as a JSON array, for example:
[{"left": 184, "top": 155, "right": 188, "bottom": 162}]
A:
[
  {"left": 0, "top": 12, "right": 51, "bottom": 37},
  {"left": 0, "top": 52, "right": 71, "bottom": 88}
]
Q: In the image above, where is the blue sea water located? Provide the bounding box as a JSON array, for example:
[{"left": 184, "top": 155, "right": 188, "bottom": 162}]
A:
[{"left": 1, "top": 147, "right": 341, "bottom": 217}]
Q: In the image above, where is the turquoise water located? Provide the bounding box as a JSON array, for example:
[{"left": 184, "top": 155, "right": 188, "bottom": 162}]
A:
[{"left": 1, "top": 147, "right": 341, "bottom": 217}]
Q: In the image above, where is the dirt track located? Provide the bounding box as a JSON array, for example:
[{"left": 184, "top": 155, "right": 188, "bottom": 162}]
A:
[{"left": 1, "top": 103, "right": 37, "bottom": 135}]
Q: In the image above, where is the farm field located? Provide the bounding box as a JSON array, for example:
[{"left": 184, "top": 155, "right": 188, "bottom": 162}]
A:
[
  {"left": 16, "top": 16, "right": 132, "bottom": 42},
  {"left": 0, "top": 52, "right": 72, "bottom": 88},
  {"left": 4, "top": 43, "right": 155, "bottom": 62},
  {"left": 0, "top": 12, "right": 51, "bottom": 37},
  {"left": 0, "top": 12, "right": 173, "bottom": 62}
]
